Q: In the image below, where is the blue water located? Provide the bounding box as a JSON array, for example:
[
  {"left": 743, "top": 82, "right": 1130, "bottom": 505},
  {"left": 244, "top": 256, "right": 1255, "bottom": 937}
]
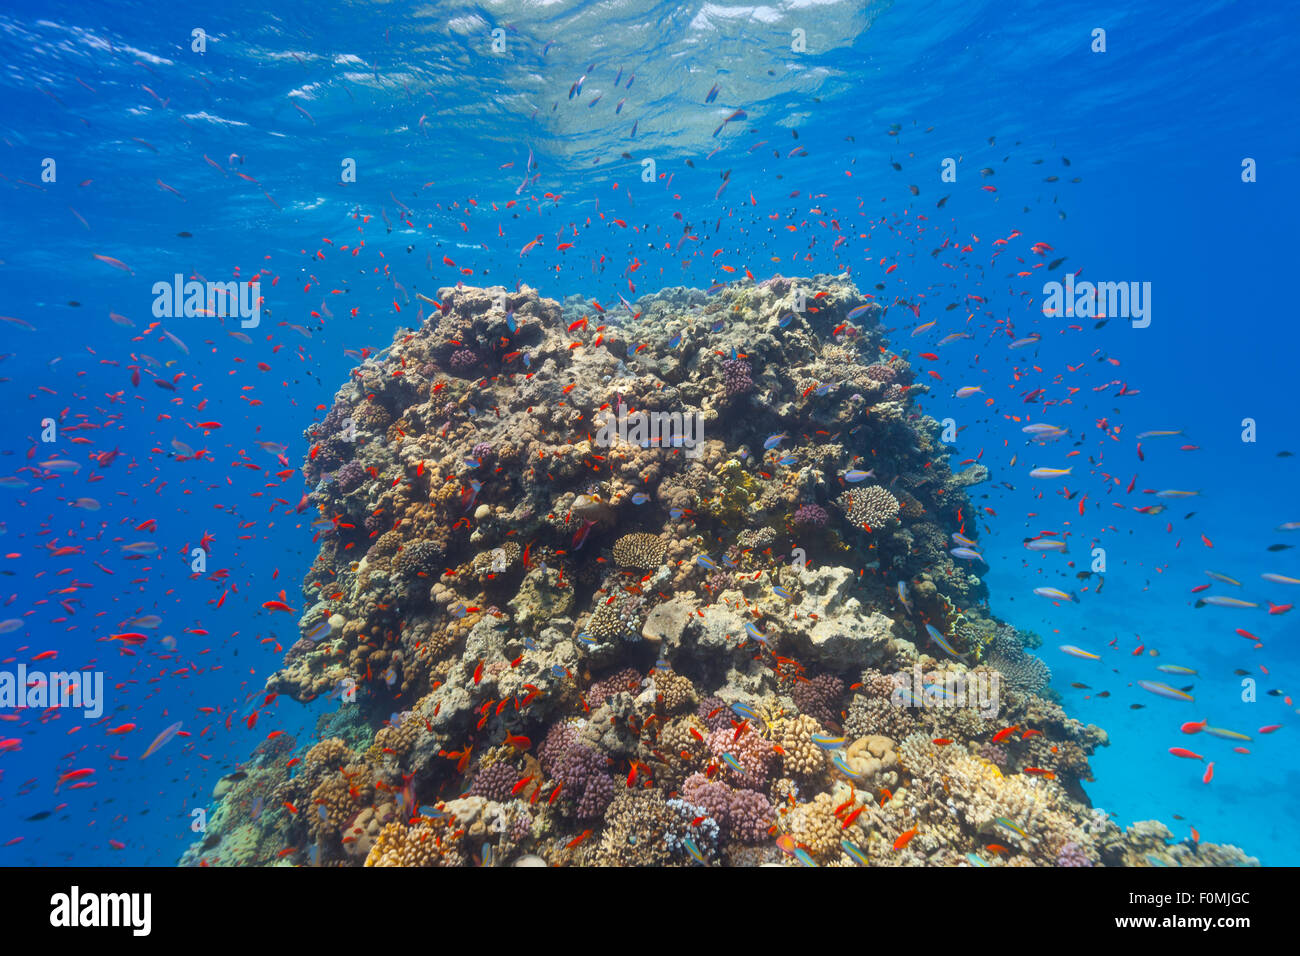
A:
[{"left": 0, "top": 0, "right": 1296, "bottom": 864}]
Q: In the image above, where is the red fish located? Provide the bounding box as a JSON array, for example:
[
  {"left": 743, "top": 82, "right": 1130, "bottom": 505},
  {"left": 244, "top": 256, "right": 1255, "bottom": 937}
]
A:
[
  {"left": 893, "top": 825, "right": 918, "bottom": 850},
  {"left": 55, "top": 768, "right": 94, "bottom": 792}
]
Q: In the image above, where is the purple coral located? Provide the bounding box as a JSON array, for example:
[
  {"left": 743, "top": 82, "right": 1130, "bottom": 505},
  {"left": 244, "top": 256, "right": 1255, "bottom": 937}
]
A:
[
  {"left": 539, "top": 723, "right": 615, "bottom": 820},
  {"left": 335, "top": 460, "right": 365, "bottom": 493},
  {"left": 469, "top": 760, "right": 518, "bottom": 802},
  {"left": 707, "top": 725, "right": 777, "bottom": 788},
  {"left": 727, "top": 788, "right": 775, "bottom": 843},
  {"left": 864, "top": 363, "right": 897, "bottom": 385},
  {"left": 792, "top": 673, "right": 845, "bottom": 726},
  {"left": 449, "top": 348, "right": 480, "bottom": 372},
  {"left": 721, "top": 357, "right": 753, "bottom": 396},
  {"left": 471, "top": 441, "right": 495, "bottom": 463},
  {"left": 792, "top": 503, "right": 828, "bottom": 527},
  {"left": 704, "top": 570, "right": 736, "bottom": 593},
  {"left": 697, "top": 697, "right": 733, "bottom": 732},
  {"left": 539, "top": 722, "right": 580, "bottom": 770},
  {"left": 555, "top": 747, "right": 614, "bottom": 819},
  {"left": 589, "top": 668, "right": 642, "bottom": 704},
  {"left": 1056, "top": 841, "right": 1092, "bottom": 867},
  {"left": 508, "top": 809, "right": 532, "bottom": 843},
  {"left": 679, "top": 774, "right": 773, "bottom": 844}
]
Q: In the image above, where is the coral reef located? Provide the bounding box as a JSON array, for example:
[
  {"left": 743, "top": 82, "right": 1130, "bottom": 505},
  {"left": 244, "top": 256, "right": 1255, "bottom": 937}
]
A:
[{"left": 180, "top": 277, "right": 1256, "bottom": 868}]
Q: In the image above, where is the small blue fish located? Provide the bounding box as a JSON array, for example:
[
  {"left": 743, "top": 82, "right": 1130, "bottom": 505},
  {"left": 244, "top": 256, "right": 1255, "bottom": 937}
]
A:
[
  {"left": 683, "top": 836, "right": 706, "bottom": 863},
  {"left": 522, "top": 353, "right": 532, "bottom": 369},
  {"left": 506, "top": 311, "right": 517, "bottom": 333},
  {"left": 832, "top": 752, "right": 862, "bottom": 778},
  {"left": 462, "top": 479, "right": 483, "bottom": 512},
  {"left": 729, "top": 346, "right": 738, "bottom": 361},
  {"left": 778, "top": 313, "right": 794, "bottom": 328},
  {"left": 711, "top": 319, "right": 725, "bottom": 332},
  {"left": 722, "top": 554, "right": 738, "bottom": 568},
  {"left": 720, "top": 752, "right": 744, "bottom": 774},
  {"left": 949, "top": 547, "right": 984, "bottom": 562},
  {"left": 842, "top": 839, "right": 869, "bottom": 865},
  {"left": 925, "top": 623, "right": 962, "bottom": 658},
  {"left": 893, "top": 686, "right": 923, "bottom": 707},
  {"left": 695, "top": 554, "right": 718, "bottom": 571},
  {"left": 844, "top": 469, "right": 873, "bottom": 482},
  {"left": 792, "top": 847, "right": 818, "bottom": 867},
  {"left": 449, "top": 604, "right": 468, "bottom": 619},
  {"left": 772, "top": 585, "right": 793, "bottom": 600},
  {"left": 777, "top": 455, "right": 797, "bottom": 466},
  {"left": 577, "top": 632, "right": 597, "bottom": 646},
  {"left": 669, "top": 508, "right": 685, "bottom": 519},
  {"left": 730, "top": 702, "right": 760, "bottom": 722},
  {"left": 550, "top": 664, "right": 567, "bottom": 678},
  {"left": 966, "top": 852, "right": 989, "bottom": 867},
  {"left": 630, "top": 492, "right": 650, "bottom": 505},
  {"left": 464, "top": 457, "right": 482, "bottom": 468},
  {"left": 847, "top": 304, "right": 872, "bottom": 320},
  {"left": 810, "top": 733, "right": 846, "bottom": 750},
  {"left": 524, "top": 637, "right": 538, "bottom": 651},
  {"left": 923, "top": 683, "right": 956, "bottom": 703},
  {"left": 744, "top": 622, "right": 767, "bottom": 643},
  {"left": 668, "top": 332, "right": 682, "bottom": 349},
  {"left": 814, "top": 382, "right": 835, "bottom": 397},
  {"left": 763, "top": 432, "right": 788, "bottom": 450},
  {"left": 306, "top": 619, "right": 331, "bottom": 641}
]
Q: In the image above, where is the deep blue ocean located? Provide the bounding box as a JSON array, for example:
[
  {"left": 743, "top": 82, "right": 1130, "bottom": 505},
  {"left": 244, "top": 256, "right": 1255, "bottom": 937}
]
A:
[{"left": 0, "top": 0, "right": 1296, "bottom": 865}]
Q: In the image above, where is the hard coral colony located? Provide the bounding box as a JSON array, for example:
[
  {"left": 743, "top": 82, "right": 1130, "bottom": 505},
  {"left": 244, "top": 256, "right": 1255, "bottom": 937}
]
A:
[{"left": 181, "top": 278, "right": 1255, "bottom": 868}]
